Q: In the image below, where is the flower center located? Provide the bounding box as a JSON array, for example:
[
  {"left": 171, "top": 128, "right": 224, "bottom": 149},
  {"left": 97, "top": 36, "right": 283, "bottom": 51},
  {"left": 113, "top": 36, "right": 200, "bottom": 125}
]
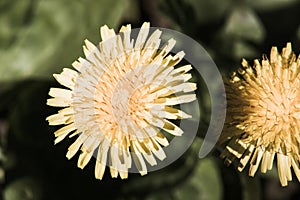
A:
[{"left": 93, "top": 53, "right": 154, "bottom": 141}]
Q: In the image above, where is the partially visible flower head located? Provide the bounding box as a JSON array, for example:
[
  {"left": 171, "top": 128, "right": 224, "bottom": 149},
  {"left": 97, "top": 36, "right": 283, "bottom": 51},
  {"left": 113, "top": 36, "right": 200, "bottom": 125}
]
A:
[
  {"left": 46, "top": 22, "right": 197, "bottom": 179},
  {"left": 219, "top": 43, "right": 300, "bottom": 186}
]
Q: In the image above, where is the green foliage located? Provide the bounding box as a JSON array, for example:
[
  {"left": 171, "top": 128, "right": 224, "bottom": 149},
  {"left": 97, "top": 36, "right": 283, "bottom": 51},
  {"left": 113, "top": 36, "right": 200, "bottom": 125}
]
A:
[
  {"left": 128, "top": 139, "right": 223, "bottom": 200},
  {"left": 181, "top": 0, "right": 232, "bottom": 24},
  {"left": 249, "top": 0, "right": 300, "bottom": 11},
  {"left": 3, "top": 177, "right": 43, "bottom": 200},
  {"left": 0, "top": 0, "right": 128, "bottom": 82},
  {"left": 223, "top": 5, "right": 265, "bottom": 43},
  {"left": 143, "top": 157, "right": 223, "bottom": 200},
  {"left": 173, "top": 158, "right": 222, "bottom": 200},
  {"left": 1, "top": 0, "right": 300, "bottom": 199}
]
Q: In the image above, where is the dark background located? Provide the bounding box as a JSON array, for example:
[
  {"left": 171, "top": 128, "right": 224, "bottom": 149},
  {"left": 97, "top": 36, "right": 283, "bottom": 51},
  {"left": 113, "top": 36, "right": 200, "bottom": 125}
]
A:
[{"left": 0, "top": 0, "right": 300, "bottom": 199}]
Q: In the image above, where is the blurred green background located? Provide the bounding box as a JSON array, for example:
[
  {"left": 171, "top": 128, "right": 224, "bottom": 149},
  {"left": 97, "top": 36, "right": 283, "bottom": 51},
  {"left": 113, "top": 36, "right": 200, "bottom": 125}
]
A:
[{"left": 0, "top": 0, "right": 300, "bottom": 199}]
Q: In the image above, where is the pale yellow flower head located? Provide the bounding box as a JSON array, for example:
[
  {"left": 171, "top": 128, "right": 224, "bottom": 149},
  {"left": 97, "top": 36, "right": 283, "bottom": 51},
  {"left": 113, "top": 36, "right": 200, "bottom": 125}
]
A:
[
  {"left": 219, "top": 43, "right": 300, "bottom": 186},
  {"left": 46, "top": 22, "right": 196, "bottom": 180}
]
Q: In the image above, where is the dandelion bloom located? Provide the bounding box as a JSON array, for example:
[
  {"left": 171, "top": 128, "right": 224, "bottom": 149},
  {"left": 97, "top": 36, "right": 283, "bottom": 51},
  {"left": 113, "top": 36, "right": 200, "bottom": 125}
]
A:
[
  {"left": 46, "top": 22, "right": 196, "bottom": 179},
  {"left": 219, "top": 43, "right": 300, "bottom": 186}
]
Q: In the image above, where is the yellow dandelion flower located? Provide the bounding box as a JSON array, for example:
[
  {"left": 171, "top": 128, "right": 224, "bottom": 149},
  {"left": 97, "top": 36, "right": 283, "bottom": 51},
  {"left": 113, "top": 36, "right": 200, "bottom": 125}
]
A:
[
  {"left": 219, "top": 43, "right": 300, "bottom": 186},
  {"left": 46, "top": 22, "right": 197, "bottom": 180}
]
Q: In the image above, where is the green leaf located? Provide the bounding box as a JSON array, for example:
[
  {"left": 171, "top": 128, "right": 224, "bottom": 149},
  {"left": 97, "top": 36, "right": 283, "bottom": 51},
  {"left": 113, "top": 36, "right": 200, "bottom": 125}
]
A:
[
  {"left": 0, "top": 0, "right": 129, "bottom": 82},
  {"left": 4, "top": 177, "right": 43, "bottom": 200},
  {"left": 223, "top": 5, "right": 265, "bottom": 44},
  {"left": 232, "top": 39, "right": 259, "bottom": 61},
  {"left": 122, "top": 138, "right": 202, "bottom": 199},
  {"left": 0, "top": 0, "right": 33, "bottom": 48},
  {"left": 249, "top": 0, "right": 300, "bottom": 11},
  {"left": 173, "top": 158, "right": 223, "bottom": 200},
  {"left": 145, "top": 192, "right": 173, "bottom": 200},
  {"left": 182, "top": 0, "right": 232, "bottom": 24},
  {"left": 141, "top": 139, "right": 222, "bottom": 200}
]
